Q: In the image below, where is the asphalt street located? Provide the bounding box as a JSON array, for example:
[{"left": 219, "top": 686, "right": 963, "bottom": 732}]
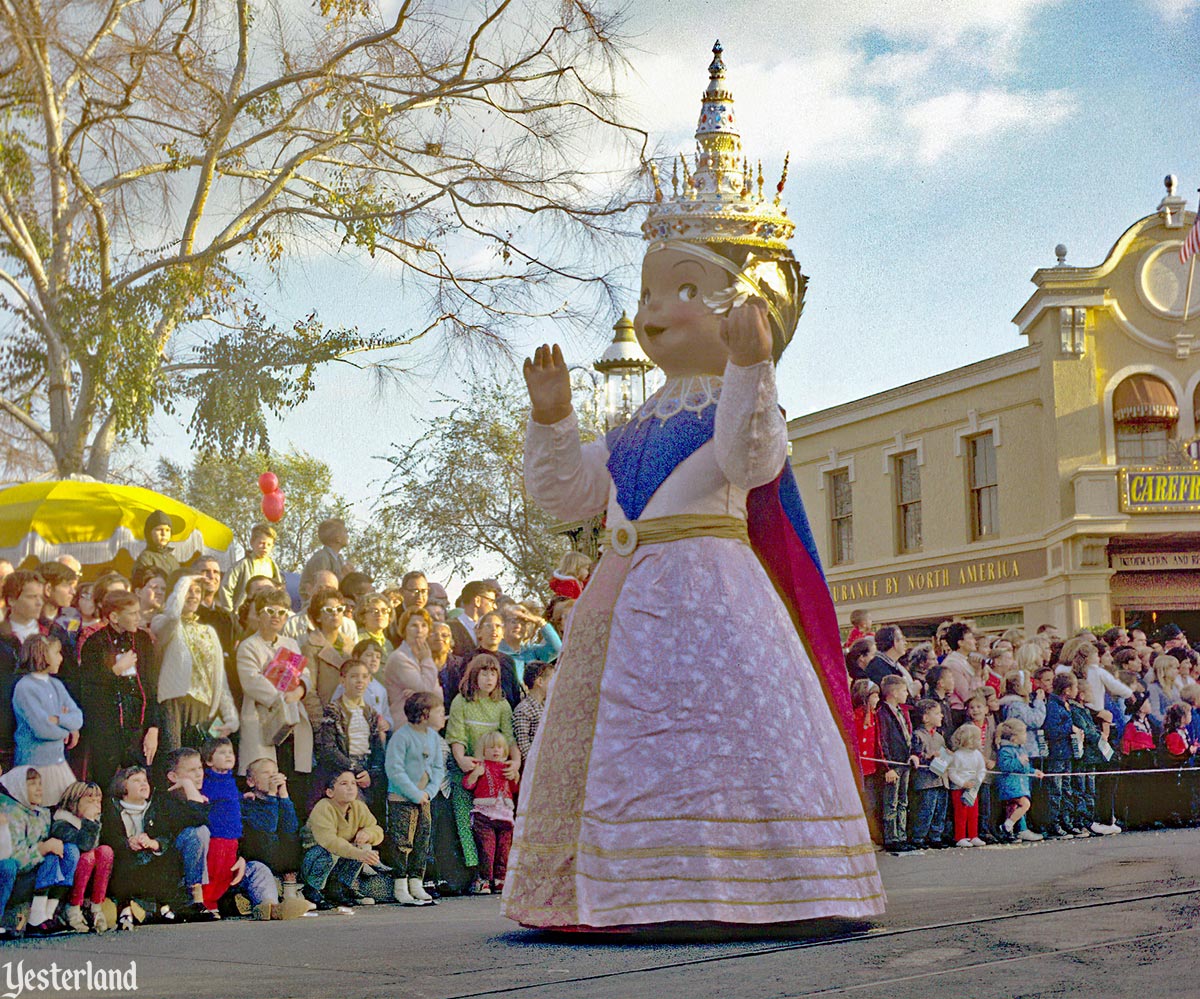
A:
[{"left": 15, "top": 828, "right": 1200, "bottom": 999}]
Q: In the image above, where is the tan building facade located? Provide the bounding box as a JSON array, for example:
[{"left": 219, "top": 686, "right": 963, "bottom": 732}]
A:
[{"left": 789, "top": 178, "right": 1200, "bottom": 637}]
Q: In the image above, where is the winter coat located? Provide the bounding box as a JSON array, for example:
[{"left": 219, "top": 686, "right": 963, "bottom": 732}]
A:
[
  {"left": 1069, "top": 701, "right": 1105, "bottom": 765},
  {"left": 236, "top": 632, "right": 314, "bottom": 776},
  {"left": 876, "top": 702, "right": 912, "bottom": 774},
  {"left": 151, "top": 577, "right": 238, "bottom": 735},
  {"left": 49, "top": 809, "right": 101, "bottom": 853},
  {"left": 998, "top": 693, "right": 1047, "bottom": 761},
  {"left": 910, "top": 727, "right": 948, "bottom": 791},
  {"left": 384, "top": 641, "right": 440, "bottom": 725},
  {"left": 1044, "top": 694, "right": 1075, "bottom": 756},
  {"left": 994, "top": 743, "right": 1036, "bottom": 801},
  {"left": 313, "top": 696, "right": 386, "bottom": 790},
  {"left": 0, "top": 768, "right": 52, "bottom": 874}
]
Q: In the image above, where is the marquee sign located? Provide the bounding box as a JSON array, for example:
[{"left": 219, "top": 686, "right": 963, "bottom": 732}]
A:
[{"left": 1119, "top": 467, "right": 1200, "bottom": 513}]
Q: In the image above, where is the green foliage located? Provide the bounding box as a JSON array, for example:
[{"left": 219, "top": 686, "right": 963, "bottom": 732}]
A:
[
  {"left": 158, "top": 447, "right": 408, "bottom": 580},
  {"left": 380, "top": 377, "right": 600, "bottom": 601}
]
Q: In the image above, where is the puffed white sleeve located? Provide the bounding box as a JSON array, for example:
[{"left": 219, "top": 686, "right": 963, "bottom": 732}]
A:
[
  {"left": 713, "top": 359, "right": 788, "bottom": 490},
  {"left": 523, "top": 410, "right": 611, "bottom": 521}
]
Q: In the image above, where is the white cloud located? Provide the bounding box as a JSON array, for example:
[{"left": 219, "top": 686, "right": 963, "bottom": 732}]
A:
[
  {"left": 1143, "top": 0, "right": 1199, "bottom": 21},
  {"left": 903, "top": 88, "right": 1076, "bottom": 162}
]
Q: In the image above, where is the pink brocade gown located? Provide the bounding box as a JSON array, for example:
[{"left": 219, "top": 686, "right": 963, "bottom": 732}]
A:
[{"left": 502, "top": 362, "right": 885, "bottom": 928}]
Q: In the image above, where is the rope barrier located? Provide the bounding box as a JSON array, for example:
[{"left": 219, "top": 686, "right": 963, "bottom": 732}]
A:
[{"left": 861, "top": 756, "right": 1200, "bottom": 779}]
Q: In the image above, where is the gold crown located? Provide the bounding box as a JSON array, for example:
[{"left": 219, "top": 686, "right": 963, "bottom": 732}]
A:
[{"left": 642, "top": 41, "right": 794, "bottom": 250}]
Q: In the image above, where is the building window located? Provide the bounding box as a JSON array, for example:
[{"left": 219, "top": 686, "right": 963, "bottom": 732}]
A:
[
  {"left": 894, "top": 451, "right": 922, "bottom": 553},
  {"left": 1113, "top": 373, "right": 1177, "bottom": 464},
  {"left": 968, "top": 433, "right": 998, "bottom": 540},
  {"left": 1115, "top": 425, "right": 1172, "bottom": 462},
  {"left": 828, "top": 469, "right": 853, "bottom": 564}
]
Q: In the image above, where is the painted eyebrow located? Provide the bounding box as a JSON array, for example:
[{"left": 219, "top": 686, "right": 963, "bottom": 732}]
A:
[{"left": 671, "top": 259, "right": 705, "bottom": 271}]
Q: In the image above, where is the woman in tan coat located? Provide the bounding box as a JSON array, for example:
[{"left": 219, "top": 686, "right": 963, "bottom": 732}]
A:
[
  {"left": 301, "top": 586, "right": 354, "bottom": 725},
  {"left": 238, "top": 587, "right": 314, "bottom": 814}
]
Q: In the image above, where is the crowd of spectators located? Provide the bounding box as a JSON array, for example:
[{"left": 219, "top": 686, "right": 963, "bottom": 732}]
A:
[
  {"left": 0, "top": 515, "right": 587, "bottom": 937},
  {"left": 846, "top": 609, "right": 1200, "bottom": 854}
]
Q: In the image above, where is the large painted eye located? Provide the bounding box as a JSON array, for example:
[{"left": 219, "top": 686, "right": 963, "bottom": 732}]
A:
[{"left": 678, "top": 283, "right": 698, "bottom": 301}]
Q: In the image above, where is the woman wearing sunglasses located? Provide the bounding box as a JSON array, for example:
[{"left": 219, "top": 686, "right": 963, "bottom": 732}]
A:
[
  {"left": 237, "top": 587, "right": 314, "bottom": 815},
  {"left": 301, "top": 587, "right": 356, "bottom": 725}
]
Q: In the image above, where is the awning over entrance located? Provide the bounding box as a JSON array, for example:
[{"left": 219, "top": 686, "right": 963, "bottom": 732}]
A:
[
  {"left": 1113, "top": 374, "right": 1178, "bottom": 425},
  {"left": 1110, "top": 570, "right": 1200, "bottom": 611}
]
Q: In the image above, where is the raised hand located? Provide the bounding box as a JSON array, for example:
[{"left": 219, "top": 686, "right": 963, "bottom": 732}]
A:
[
  {"left": 523, "top": 343, "right": 573, "bottom": 424},
  {"left": 719, "top": 297, "right": 772, "bottom": 367}
]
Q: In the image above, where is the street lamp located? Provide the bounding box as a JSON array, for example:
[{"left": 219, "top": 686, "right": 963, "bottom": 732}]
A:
[{"left": 593, "top": 312, "right": 655, "bottom": 430}]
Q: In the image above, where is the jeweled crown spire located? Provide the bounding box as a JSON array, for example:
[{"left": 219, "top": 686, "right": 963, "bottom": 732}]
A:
[{"left": 643, "top": 41, "right": 794, "bottom": 249}]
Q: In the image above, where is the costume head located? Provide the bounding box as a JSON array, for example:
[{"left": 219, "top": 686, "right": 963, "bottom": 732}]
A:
[{"left": 641, "top": 41, "right": 807, "bottom": 364}]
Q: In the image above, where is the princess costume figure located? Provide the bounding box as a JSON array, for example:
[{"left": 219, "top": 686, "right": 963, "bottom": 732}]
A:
[{"left": 502, "top": 42, "right": 885, "bottom": 929}]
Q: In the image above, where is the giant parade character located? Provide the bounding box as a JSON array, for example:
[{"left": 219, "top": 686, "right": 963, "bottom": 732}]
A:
[{"left": 503, "top": 42, "right": 886, "bottom": 929}]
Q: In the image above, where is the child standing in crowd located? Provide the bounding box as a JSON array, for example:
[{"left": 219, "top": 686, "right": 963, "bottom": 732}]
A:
[
  {"left": 548, "top": 551, "right": 591, "bottom": 601},
  {"left": 301, "top": 770, "right": 386, "bottom": 909},
  {"left": 13, "top": 634, "right": 82, "bottom": 806},
  {"left": 314, "top": 659, "right": 386, "bottom": 821},
  {"left": 384, "top": 691, "right": 445, "bottom": 906},
  {"left": 463, "top": 731, "right": 518, "bottom": 895},
  {"left": 1044, "top": 673, "right": 1081, "bottom": 837},
  {"left": 78, "top": 591, "right": 160, "bottom": 795},
  {"left": 877, "top": 676, "right": 915, "bottom": 853},
  {"left": 1120, "top": 691, "right": 1159, "bottom": 829},
  {"left": 924, "top": 666, "right": 957, "bottom": 746},
  {"left": 217, "top": 523, "right": 284, "bottom": 613},
  {"left": 1069, "top": 684, "right": 1112, "bottom": 836},
  {"left": 332, "top": 639, "right": 393, "bottom": 731},
  {"left": 1162, "top": 702, "right": 1197, "bottom": 826},
  {"left": 961, "top": 692, "right": 996, "bottom": 838},
  {"left": 51, "top": 782, "right": 111, "bottom": 933},
  {"left": 908, "top": 699, "right": 949, "bottom": 850},
  {"left": 995, "top": 719, "right": 1043, "bottom": 841},
  {"left": 445, "top": 654, "right": 521, "bottom": 881},
  {"left": 0, "top": 766, "right": 76, "bottom": 934},
  {"left": 512, "top": 661, "right": 554, "bottom": 763},
  {"left": 1000, "top": 670, "right": 1048, "bottom": 832},
  {"left": 947, "top": 725, "right": 987, "bottom": 847},
  {"left": 241, "top": 758, "right": 308, "bottom": 910},
  {"left": 852, "top": 680, "right": 882, "bottom": 836}
]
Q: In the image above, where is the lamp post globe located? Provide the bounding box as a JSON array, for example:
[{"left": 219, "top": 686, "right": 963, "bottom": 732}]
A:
[{"left": 593, "top": 311, "right": 656, "bottom": 430}]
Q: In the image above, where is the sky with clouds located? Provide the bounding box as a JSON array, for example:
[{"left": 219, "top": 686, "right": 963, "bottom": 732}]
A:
[{"left": 140, "top": 0, "right": 1200, "bottom": 581}]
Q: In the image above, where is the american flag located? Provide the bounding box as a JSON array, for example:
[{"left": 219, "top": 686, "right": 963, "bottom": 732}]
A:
[{"left": 1181, "top": 207, "right": 1200, "bottom": 265}]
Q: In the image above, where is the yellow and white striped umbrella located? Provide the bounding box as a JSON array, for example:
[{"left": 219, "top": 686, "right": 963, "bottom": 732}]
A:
[{"left": 0, "top": 478, "right": 234, "bottom": 574}]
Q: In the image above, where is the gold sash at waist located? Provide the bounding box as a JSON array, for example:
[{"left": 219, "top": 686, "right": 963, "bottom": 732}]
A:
[{"left": 603, "top": 514, "right": 749, "bottom": 555}]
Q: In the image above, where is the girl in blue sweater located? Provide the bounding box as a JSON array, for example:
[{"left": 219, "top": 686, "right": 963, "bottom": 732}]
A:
[{"left": 13, "top": 635, "right": 83, "bottom": 806}]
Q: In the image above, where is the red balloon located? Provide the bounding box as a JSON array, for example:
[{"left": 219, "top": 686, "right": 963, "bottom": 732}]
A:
[
  {"left": 261, "top": 490, "right": 286, "bottom": 523},
  {"left": 258, "top": 472, "right": 279, "bottom": 495}
]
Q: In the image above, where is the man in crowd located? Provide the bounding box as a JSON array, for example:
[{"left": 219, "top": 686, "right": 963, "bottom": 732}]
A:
[
  {"left": 449, "top": 581, "right": 497, "bottom": 657},
  {"left": 400, "top": 571, "right": 429, "bottom": 614},
  {"left": 55, "top": 554, "right": 82, "bottom": 576},
  {"left": 866, "top": 625, "right": 907, "bottom": 686},
  {"left": 1162, "top": 622, "right": 1189, "bottom": 652},
  {"left": 133, "top": 565, "right": 168, "bottom": 629},
  {"left": 300, "top": 518, "right": 349, "bottom": 591}
]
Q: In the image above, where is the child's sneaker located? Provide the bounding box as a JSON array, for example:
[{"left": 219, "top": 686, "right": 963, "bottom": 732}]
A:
[
  {"left": 89, "top": 901, "right": 109, "bottom": 934},
  {"left": 469, "top": 879, "right": 492, "bottom": 895},
  {"left": 954, "top": 838, "right": 973, "bottom": 848},
  {"left": 116, "top": 907, "right": 135, "bottom": 932},
  {"left": 1017, "top": 829, "right": 1043, "bottom": 841},
  {"left": 969, "top": 837, "right": 986, "bottom": 847},
  {"left": 392, "top": 879, "right": 416, "bottom": 905}
]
